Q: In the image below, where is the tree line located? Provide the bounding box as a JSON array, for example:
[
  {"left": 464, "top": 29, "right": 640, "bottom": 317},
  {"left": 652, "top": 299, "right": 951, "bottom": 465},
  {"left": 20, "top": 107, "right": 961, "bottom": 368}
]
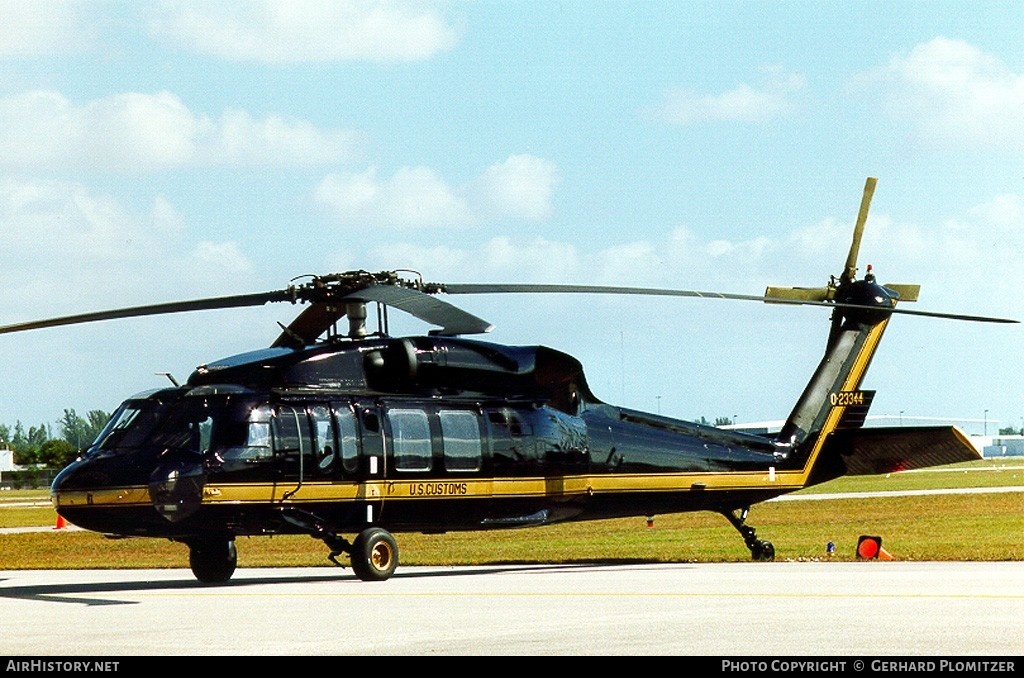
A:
[{"left": 1, "top": 409, "right": 111, "bottom": 469}]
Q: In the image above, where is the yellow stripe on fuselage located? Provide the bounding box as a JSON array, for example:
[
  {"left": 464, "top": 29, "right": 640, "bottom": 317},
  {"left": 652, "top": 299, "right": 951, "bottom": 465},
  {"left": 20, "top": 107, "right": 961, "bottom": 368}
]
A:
[
  {"left": 52, "top": 469, "right": 801, "bottom": 510},
  {"left": 54, "top": 486, "right": 151, "bottom": 508}
]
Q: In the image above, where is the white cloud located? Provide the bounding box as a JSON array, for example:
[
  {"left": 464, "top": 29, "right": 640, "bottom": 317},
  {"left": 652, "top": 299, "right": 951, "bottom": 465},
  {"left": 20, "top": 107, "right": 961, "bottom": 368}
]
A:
[
  {"left": 357, "top": 228, "right": 776, "bottom": 290},
  {"left": 968, "top": 194, "right": 1023, "bottom": 230},
  {"left": 0, "top": 178, "right": 255, "bottom": 313},
  {"left": 0, "top": 178, "right": 135, "bottom": 262},
  {"left": 468, "top": 155, "right": 559, "bottom": 220},
  {"left": 362, "top": 236, "right": 583, "bottom": 283},
  {"left": 151, "top": 194, "right": 187, "bottom": 236},
  {"left": 654, "top": 66, "right": 806, "bottom": 125},
  {"left": 860, "top": 37, "right": 1024, "bottom": 150},
  {"left": 315, "top": 155, "right": 559, "bottom": 228},
  {"left": 192, "top": 241, "right": 253, "bottom": 272},
  {"left": 0, "top": 0, "right": 95, "bottom": 56},
  {"left": 0, "top": 90, "right": 358, "bottom": 170},
  {"left": 315, "top": 165, "right": 474, "bottom": 227},
  {"left": 210, "top": 108, "right": 362, "bottom": 166},
  {"left": 148, "top": 0, "right": 459, "bottom": 63}
]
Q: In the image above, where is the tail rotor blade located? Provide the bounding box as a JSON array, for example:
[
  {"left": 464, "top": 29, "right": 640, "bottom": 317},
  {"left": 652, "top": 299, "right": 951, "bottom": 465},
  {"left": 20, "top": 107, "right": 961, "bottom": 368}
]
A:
[{"left": 844, "top": 176, "right": 877, "bottom": 283}]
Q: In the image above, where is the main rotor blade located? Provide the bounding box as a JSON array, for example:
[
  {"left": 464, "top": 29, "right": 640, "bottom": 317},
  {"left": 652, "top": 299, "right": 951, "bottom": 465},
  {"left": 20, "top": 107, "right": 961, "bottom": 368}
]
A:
[
  {"left": 443, "top": 283, "right": 769, "bottom": 303},
  {"left": 441, "top": 282, "right": 1018, "bottom": 324},
  {"left": 0, "top": 291, "right": 293, "bottom": 335},
  {"left": 348, "top": 285, "right": 494, "bottom": 335},
  {"left": 844, "top": 176, "right": 877, "bottom": 283},
  {"left": 271, "top": 303, "right": 346, "bottom": 348}
]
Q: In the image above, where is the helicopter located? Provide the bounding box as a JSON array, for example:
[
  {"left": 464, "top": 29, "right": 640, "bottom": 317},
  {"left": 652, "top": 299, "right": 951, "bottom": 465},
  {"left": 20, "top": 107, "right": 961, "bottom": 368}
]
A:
[{"left": 1, "top": 177, "right": 1016, "bottom": 584}]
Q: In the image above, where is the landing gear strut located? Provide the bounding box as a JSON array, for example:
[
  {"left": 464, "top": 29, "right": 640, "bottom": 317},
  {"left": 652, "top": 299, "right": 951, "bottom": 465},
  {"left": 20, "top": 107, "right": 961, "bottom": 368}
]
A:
[
  {"left": 322, "top": 526, "right": 399, "bottom": 581},
  {"left": 281, "top": 509, "right": 399, "bottom": 582},
  {"left": 722, "top": 507, "right": 775, "bottom": 561}
]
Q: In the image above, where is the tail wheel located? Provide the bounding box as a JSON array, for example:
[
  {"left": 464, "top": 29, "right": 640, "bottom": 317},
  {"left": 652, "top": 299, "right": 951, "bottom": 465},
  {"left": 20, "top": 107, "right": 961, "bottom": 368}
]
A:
[
  {"left": 188, "top": 538, "right": 237, "bottom": 584},
  {"left": 752, "top": 540, "right": 775, "bottom": 562},
  {"left": 350, "top": 527, "right": 398, "bottom": 582}
]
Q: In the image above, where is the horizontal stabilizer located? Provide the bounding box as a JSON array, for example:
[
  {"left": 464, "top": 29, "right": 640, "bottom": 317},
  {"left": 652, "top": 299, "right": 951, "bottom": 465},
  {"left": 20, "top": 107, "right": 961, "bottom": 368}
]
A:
[
  {"left": 821, "top": 425, "right": 980, "bottom": 475},
  {"left": 884, "top": 284, "right": 920, "bottom": 302},
  {"left": 764, "top": 286, "right": 830, "bottom": 303},
  {"left": 765, "top": 283, "right": 920, "bottom": 304}
]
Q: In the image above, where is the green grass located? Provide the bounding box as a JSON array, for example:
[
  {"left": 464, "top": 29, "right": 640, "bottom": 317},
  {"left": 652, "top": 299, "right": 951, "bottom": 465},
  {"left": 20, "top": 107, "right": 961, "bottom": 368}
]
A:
[
  {"left": 2, "top": 458, "right": 1022, "bottom": 569},
  {"left": 796, "top": 456, "right": 1024, "bottom": 493}
]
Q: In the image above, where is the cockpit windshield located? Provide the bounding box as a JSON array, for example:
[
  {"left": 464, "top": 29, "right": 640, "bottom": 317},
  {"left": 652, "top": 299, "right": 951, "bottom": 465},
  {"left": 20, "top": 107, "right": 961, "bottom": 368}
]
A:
[
  {"left": 91, "top": 391, "right": 260, "bottom": 457},
  {"left": 92, "top": 399, "right": 168, "bottom": 451}
]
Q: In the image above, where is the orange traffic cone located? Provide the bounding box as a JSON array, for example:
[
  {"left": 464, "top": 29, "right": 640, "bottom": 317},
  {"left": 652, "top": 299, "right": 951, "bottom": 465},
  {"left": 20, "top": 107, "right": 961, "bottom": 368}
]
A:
[
  {"left": 53, "top": 514, "right": 67, "bottom": 530},
  {"left": 878, "top": 546, "right": 895, "bottom": 561}
]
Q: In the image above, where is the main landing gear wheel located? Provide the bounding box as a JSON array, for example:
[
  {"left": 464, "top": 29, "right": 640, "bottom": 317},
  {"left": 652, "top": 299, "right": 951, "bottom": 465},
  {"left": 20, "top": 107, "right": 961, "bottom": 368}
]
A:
[
  {"left": 188, "top": 538, "right": 237, "bottom": 583},
  {"left": 350, "top": 527, "right": 398, "bottom": 581}
]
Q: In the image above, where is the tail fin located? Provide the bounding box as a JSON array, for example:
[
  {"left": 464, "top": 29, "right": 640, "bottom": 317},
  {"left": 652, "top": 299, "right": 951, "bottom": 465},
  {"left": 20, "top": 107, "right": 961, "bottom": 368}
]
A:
[
  {"left": 770, "top": 178, "right": 982, "bottom": 485},
  {"left": 769, "top": 177, "right": 936, "bottom": 482}
]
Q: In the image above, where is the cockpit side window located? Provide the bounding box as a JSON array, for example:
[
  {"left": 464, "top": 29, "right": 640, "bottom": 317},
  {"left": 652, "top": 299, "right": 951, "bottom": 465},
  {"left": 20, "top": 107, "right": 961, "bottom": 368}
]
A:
[
  {"left": 215, "top": 402, "right": 273, "bottom": 471},
  {"left": 272, "top": 405, "right": 310, "bottom": 481},
  {"left": 149, "top": 406, "right": 213, "bottom": 454},
  {"left": 310, "top": 405, "right": 336, "bottom": 473}
]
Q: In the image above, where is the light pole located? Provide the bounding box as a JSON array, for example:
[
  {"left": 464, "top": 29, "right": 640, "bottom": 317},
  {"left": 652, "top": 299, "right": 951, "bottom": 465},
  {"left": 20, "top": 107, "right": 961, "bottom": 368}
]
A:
[
  {"left": 984, "top": 409, "right": 989, "bottom": 436},
  {"left": 899, "top": 410, "right": 904, "bottom": 426}
]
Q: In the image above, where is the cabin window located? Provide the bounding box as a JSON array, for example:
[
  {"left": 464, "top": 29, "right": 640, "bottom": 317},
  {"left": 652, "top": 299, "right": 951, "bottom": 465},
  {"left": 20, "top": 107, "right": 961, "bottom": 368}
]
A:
[
  {"left": 388, "top": 408, "right": 432, "bottom": 472},
  {"left": 439, "top": 410, "right": 482, "bottom": 472},
  {"left": 273, "top": 405, "right": 308, "bottom": 478},
  {"left": 336, "top": 406, "right": 360, "bottom": 474},
  {"left": 486, "top": 407, "right": 540, "bottom": 473}
]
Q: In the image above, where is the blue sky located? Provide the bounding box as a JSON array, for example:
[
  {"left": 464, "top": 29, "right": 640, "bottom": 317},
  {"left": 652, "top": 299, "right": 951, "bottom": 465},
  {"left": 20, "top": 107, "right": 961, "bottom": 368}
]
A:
[{"left": 1, "top": 0, "right": 1023, "bottom": 437}]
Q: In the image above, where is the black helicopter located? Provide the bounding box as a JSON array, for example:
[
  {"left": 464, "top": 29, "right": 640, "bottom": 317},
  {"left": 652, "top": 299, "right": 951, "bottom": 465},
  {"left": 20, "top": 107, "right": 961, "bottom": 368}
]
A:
[{"left": 1, "top": 178, "right": 1015, "bottom": 584}]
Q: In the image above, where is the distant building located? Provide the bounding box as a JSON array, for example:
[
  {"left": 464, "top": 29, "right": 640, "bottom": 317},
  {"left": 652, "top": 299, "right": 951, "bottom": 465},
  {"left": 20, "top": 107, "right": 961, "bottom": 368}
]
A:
[
  {"left": 981, "top": 435, "right": 1024, "bottom": 458},
  {"left": 0, "top": 448, "right": 15, "bottom": 489}
]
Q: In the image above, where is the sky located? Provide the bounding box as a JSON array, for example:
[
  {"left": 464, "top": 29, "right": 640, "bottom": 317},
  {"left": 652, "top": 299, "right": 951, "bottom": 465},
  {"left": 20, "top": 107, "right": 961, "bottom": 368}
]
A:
[{"left": 1, "top": 0, "right": 1023, "bottom": 438}]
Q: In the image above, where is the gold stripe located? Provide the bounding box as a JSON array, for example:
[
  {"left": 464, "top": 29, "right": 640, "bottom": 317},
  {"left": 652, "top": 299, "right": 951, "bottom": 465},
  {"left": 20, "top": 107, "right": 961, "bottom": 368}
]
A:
[
  {"left": 55, "top": 469, "right": 806, "bottom": 510},
  {"left": 55, "top": 487, "right": 150, "bottom": 508}
]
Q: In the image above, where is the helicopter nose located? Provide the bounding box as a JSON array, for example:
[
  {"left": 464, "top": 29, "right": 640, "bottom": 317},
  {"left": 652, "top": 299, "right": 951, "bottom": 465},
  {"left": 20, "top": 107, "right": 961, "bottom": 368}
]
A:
[{"left": 149, "top": 457, "right": 206, "bottom": 523}]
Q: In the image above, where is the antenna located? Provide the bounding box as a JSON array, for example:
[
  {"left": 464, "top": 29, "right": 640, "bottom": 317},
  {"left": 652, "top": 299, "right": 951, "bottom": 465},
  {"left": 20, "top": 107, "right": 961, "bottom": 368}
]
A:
[{"left": 157, "top": 372, "right": 180, "bottom": 387}]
